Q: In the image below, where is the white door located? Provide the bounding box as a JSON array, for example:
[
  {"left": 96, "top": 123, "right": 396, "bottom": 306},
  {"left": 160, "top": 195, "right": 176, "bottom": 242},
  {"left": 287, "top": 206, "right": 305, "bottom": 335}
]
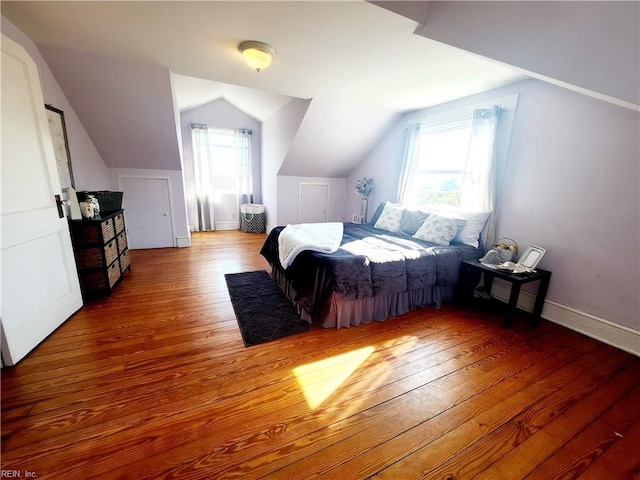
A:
[
  {"left": 118, "top": 176, "right": 174, "bottom": 249},
  {"left": 299, "top": 183, "right": 329, "bottom": 223},
  {"left": 1, "top": 35, "right": 83, "bottom": 365}
]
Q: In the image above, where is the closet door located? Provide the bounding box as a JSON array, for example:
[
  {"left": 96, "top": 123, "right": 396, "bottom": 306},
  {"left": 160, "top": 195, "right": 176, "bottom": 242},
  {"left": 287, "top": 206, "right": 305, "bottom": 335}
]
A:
[
  {"left": 299, "top": 183, "right": 329, "bottom": 223},
  {"left": 117, "top": 175, "right": 175, "bottom": 249}
]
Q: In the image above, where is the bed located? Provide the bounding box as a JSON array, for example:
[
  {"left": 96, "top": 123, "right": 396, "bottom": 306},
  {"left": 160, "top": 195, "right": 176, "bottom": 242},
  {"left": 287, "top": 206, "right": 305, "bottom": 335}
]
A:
[{"left": 260, "top": 205, "right": 486, "bottom": 329}]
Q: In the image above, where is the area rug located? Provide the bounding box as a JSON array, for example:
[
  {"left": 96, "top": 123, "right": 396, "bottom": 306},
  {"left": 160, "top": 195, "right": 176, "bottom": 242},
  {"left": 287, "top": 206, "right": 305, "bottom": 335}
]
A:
[{"left": 224, "top": 270, "right": 310, "bottom": 347}]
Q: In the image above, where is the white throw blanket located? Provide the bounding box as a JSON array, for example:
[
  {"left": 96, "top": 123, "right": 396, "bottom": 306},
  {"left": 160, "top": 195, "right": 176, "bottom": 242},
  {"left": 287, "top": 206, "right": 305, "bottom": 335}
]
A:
[{"left": 278, "top": 222, "right": 344, "bottom": 269}]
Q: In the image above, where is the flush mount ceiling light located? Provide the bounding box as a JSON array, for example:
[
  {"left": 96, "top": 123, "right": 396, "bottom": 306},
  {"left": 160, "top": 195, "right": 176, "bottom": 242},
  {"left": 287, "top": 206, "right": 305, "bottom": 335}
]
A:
[{"left": 239, "top": 41, "right": 276, "bottom": 72}]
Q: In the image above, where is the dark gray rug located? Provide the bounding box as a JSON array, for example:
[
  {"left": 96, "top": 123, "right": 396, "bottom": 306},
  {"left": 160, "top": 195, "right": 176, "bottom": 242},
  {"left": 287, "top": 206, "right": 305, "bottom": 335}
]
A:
[{"left": 224, "top": 270, "right": 310, "bottom": 347}]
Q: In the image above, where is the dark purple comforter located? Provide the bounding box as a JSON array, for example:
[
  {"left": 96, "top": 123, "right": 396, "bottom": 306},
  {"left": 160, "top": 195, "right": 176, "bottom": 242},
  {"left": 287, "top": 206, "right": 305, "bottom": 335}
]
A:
[{"left": 260, "top": 223, "right": 481, "bottom": 320}]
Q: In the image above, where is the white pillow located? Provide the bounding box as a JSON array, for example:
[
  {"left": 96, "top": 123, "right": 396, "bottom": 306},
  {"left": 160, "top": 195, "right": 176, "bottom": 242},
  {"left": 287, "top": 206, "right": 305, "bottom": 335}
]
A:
[
  {"left": 452, "top": 211, "right": 491, "bottom": 248},
  {"left": 413, "top": 214, "right": 466, "bottom": 246},
  {"left": 373, "top": 202, "right": 404, "bottom": 232}
]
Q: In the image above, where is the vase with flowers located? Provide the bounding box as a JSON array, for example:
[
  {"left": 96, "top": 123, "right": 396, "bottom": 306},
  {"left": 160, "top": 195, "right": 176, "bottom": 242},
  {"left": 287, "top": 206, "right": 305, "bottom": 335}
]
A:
[{"left": 355, "top": 177, "right": 373, "bottom": 223}]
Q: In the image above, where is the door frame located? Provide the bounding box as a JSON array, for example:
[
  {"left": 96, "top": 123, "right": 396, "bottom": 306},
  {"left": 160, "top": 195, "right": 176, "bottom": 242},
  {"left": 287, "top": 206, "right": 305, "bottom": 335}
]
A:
[
  {"left": 299, "top": 182, "right": 330, "bottom": 224},
  {"left": 116, "top": 174, "right": 176, "bottom": 247}
]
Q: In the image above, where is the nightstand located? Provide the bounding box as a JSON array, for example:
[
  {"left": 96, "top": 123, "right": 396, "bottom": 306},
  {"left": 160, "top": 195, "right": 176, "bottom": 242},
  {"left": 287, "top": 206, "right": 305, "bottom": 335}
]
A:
[{"left": 459, "top": 259, "right": 552, "bottom": 328}]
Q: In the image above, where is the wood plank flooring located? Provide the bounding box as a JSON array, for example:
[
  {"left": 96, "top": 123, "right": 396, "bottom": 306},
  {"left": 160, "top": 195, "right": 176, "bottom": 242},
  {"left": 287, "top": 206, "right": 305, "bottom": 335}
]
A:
[{"left": 2, "top": 230, "right": 639, "bottom": 479}]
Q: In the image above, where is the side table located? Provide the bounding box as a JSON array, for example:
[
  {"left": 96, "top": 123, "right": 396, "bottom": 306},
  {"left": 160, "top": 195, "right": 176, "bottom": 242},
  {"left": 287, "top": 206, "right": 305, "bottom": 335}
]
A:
[{"left": 459, "top": 259, "right": 552, "bottom": 328}]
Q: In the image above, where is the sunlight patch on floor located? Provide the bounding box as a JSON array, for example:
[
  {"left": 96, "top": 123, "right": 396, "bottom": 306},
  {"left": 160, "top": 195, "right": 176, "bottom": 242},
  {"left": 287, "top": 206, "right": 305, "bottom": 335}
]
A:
[{"left": 293, "top": 346, "right": 375, "bottom": 409}]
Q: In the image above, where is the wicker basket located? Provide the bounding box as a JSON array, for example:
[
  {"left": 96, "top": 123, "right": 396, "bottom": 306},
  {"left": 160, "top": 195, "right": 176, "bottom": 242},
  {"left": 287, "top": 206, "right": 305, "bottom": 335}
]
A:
[
  {"left": 77, "top": 191, "right": 123, "bottom": 213},
  {"left": 91, "top": 191, "right": 123, "bottom": 212},
  {"left": 494, "top": 237, "right": 518, "bottom": 262}
]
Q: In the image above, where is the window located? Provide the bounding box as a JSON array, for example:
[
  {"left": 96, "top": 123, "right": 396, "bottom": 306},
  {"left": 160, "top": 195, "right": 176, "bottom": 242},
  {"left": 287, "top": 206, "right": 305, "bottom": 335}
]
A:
[
  {"left": 187, "top": 124, "right": 253, "bottom": 231},
  {"left": 398, "top": 106, "right": 500, "bottom": 214},
  {"left": 410, "top": 121, "right": 472, "bottom": 208},
  {"left": 206, "top": 128, "right": 247, "bottom": 194}
]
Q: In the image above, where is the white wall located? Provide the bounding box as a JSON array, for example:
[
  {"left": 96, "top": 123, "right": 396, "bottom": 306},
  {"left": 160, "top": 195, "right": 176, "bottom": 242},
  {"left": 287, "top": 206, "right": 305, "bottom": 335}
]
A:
[
  {"left": 261, "top": 98, "right": 312, "bottom": 231},
  {"left": 169, "top": 73, "right": 190, "bottom": 242},
  {"left": 280, "top": 98, "right": 398, "bottom": 178},
  {"left": 1, "top": 16, "right": 110, "bottom": 190},
  {"left": 277, "top": 176, "right": 347, "bottom": 225},
  {"left": 351, "top": 78, "right": 639, "bottom": 334}
]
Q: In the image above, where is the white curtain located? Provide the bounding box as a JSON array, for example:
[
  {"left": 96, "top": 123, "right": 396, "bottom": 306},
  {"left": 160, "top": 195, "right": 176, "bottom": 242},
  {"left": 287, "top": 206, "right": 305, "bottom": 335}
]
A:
[
  {"left": 396, "top": 124, "right": 421, "bottom": 205},
  {"left": 396, "top": 106, "right": 502, "bottom": 247},
  {"left": 235, "top": 128, "right": 253, "bottom": 205},
  {"left": 187, "top": 125, "right": 254, "bottom": 232},
  {"left": 461, "top": 106, "right": 500, "bottom": 212},
  {"left": 190, "top": 123, "right": 216, "bottom": 231},
  {"left": 461, "top": 106, "right": 501, "bottom": 246}
]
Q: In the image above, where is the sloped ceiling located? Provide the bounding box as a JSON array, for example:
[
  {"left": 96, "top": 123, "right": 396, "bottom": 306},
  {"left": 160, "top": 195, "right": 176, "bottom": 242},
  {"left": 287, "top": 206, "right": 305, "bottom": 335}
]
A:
[
  {"left": 280, "top": 99, "right": 398, "bottom": 177},
  {"left": 37, "top": 44, "right": 182, "bottom": 170},
  {"left": 170, "top": 74, "right": 294, "bottom": 121},
  {"left": 379, "top": 1, "right": 639, "bottom": 110},
  {"left": 1, "top": 1, "right": 527, "bottom": 176},
  {"left": 1, "top": 1, "right": 526, "bottom": 111}
]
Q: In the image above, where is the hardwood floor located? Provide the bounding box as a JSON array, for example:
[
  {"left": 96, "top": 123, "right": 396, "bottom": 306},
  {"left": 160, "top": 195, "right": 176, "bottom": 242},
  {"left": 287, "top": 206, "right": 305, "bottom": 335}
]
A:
[{"left": 2, "top": 230, "right": 639, "bottom": 479}]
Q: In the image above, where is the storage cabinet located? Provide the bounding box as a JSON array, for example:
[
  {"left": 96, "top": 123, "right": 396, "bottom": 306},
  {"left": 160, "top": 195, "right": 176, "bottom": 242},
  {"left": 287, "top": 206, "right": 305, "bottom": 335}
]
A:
[{"left": 69, "top": 210, "right": 131, "bottom": 298}]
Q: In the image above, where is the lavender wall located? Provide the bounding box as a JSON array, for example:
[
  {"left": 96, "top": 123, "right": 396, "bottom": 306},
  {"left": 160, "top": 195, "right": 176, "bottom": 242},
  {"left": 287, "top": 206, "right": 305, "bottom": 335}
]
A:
[
  {"left": 346, "top": 121, "right": 405, "bottom": 220},
  {"left": 500, "top": 80, "right": 639, "bottom": 330},
  {"left": 350, "top": 78, "right": 639, "bottom": 331},
  {"left": 1, "top": 16, "right": 110, "bottom": 190}
]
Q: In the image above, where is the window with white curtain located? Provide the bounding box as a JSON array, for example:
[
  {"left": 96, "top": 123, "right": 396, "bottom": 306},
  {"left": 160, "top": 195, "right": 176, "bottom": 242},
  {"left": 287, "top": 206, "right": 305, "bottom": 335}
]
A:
[
  {"left": 397, "top": 104, "right": 503, "bottom": 247},
  {"left": 188, "top": 125, "right": 253, "bottom": 232},
  {"left": 397, "top": 107, "right": 500, "bottom": 213}
]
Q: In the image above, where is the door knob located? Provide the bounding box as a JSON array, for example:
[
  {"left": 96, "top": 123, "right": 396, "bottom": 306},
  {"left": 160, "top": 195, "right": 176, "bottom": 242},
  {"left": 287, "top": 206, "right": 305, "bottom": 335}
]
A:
[{"left": 55, "top": 194, "right": 70, "bottom": 218}]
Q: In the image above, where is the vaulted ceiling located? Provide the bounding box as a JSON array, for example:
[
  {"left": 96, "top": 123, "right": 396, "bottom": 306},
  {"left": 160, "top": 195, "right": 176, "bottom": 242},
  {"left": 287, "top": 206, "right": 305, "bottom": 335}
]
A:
[
  {"left": 1, "top": 1, "right": 526, "bottom": 176},
  {"left": 4, "top": 2, "right": 635, "bottom": 178},
  {"left": 2, "top": 1, "right": 526, "bottom": 111}
]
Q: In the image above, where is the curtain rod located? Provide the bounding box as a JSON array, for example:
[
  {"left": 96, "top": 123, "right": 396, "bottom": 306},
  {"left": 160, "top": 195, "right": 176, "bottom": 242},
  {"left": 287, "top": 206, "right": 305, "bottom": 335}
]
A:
[{"left": 190, "top": 123, "right": 252, "bottom": 135}]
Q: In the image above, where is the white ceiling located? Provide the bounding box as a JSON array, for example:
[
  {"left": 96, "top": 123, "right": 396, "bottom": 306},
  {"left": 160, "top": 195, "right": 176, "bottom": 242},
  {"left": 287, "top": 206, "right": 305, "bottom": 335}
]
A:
[
  {"left": 2, "top": 1, "right": 526, "bottom": 116},
  {"left": 170, "top": 74, "right": 293, "bottom": 120}
]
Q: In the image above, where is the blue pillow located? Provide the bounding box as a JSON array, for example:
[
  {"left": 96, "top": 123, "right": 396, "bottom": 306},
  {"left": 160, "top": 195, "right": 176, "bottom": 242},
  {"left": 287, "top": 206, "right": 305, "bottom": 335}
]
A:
[
  {"left": 368, "top": 202, "right": 386, "bottom": 225},
  {"left": 400, "top": 209, "right": 429, "bottom": 235}
]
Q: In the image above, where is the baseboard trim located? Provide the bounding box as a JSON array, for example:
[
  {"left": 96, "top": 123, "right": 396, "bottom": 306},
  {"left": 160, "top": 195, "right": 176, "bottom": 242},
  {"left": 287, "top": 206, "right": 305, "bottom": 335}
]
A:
[
  {"left": 490, "top": 279, "right": 639, "bottom": 357},
  {"left": 215, "top": 222, "right": 239, "bottom": 231},
  {"left": 176, "top": 236, "right": 191, "bottom": 248}
]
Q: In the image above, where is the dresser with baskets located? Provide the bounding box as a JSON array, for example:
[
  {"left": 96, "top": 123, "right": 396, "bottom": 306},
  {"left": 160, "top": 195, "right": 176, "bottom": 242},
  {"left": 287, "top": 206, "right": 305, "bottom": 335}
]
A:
[{"left": 69, "top": 209, "right": 131, "bottom": 298}]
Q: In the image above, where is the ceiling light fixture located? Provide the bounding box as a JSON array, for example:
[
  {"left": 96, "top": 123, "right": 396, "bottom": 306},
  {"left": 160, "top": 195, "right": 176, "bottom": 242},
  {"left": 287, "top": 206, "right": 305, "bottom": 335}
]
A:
[{"left": 239, "top": 41, "right": 276, "bottom": 72}]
